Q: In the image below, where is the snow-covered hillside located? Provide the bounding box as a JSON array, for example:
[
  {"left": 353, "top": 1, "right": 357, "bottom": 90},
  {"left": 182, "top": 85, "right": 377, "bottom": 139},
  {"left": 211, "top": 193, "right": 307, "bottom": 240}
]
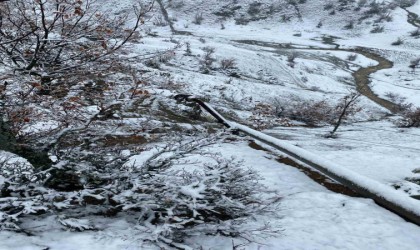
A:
[{"left": 1, "top": 0, "right": 420, "bottom": 249}]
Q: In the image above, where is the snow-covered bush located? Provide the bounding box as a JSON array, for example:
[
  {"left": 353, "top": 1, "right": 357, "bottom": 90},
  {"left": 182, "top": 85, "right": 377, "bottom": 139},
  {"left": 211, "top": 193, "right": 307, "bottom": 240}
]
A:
[
  {"left": 410, "top": 28, "right": 420, "bottom": 37},
  {"left": 199, "top": 47, "right": 216, "bottom": 73},
  {"left": 287, "top": 52, "right": 298, "bottom": 68},
  {"left": 0, "top": 133, "right": 280, "bottom": 248},
  {"left": 391, "top": 38, "right": 404, "bottom": 46},
  {"left": 0, "top": 153, "right": 37, "bottom": 184},
  {"left": 347, "top": 53, "right": 358, "bottom": 61},
  {"left": 384, "top": 94, "right": 420, "bottom": 127},
  {"left": 398, "top": 107, "right": 420, "bottom": 128},
  {"left": 0, "top": 152, "right": 50, "bottom": 231},
  {"left": 220, "top": 58, "right": 237, "bottom": 70},
  {"left": 384, "top": 92, "right": 412, "bottom": 111},
  {"left": 273, "top": 94, "right": 361, "bottom": 127},
  {"left": 193, "top": 13, "right": 204, "bottom": 25},
  {"left": 112, "top": 134, "right": 280, "bottom": 248},
  {"left": 409, "top": 57, "right": 420, "bottom": 72},
  {"left": 273, "top": 96, "right": 333, "bottom": 126},
  {"left": 370, "top": 25, "right": 384, "bottom": 33}
]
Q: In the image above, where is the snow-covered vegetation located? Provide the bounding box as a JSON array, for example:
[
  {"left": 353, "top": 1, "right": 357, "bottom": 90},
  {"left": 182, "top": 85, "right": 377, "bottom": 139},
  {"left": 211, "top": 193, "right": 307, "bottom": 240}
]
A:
[{"left": 1, "top": 0, "right": 420, "bottom": 249}]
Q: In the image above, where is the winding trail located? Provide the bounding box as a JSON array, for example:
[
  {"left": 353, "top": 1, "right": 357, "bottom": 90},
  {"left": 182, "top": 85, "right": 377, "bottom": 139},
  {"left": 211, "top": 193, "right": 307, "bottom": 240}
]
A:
[{"left": 234, "top": 39, "right": 401, "bottom": 113}]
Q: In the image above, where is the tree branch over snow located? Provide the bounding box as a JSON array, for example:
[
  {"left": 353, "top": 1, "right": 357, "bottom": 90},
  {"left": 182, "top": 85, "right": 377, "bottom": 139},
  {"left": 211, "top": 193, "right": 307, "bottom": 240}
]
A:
[{"left": 0, "top": 0, "right": 152, "bottom": 85}]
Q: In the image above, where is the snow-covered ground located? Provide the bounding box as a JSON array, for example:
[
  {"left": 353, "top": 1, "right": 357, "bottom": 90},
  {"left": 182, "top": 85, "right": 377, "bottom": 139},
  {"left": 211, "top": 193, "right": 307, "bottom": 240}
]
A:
[
  {"left": 1, "top": 141, "right": 420, "bottom": 250},
  {"left": 266, "top": 120, "right": 420, "bottom": 197},
  {"left": 1, "top": 0, "right": 420, "bottom": 249}
]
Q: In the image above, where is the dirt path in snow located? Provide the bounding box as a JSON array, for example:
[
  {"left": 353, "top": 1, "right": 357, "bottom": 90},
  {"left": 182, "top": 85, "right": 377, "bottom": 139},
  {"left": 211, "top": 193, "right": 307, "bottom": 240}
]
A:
[
  {"left": 351, "top": 49, "right": 400, "bottom": 113},
  {"left": 233, "top": 39, "right": 401, "bottom": 113}
]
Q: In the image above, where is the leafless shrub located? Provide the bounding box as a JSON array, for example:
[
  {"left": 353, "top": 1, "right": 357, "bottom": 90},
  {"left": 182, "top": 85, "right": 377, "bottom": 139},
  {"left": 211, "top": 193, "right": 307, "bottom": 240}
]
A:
[
  {"left": 169, "top": 36, "right": 180, "bottom": 44},
  {"left": 376, "top": 12, "right": 393, "bottom": 23},
  {"left": 220, "top": 58, "right": 237, "bottom": 70},
  {"left": 370, "top": 25, "right": 384, "bottom": 33},
  {"left": 199, "top": 47, "right": 216, "bottom": 73},
  {"left": 344, "top": 21, "right": 354, "bottom": 29},
  {"left": 347, "top": 54, "right": 358, "bottom": 61},
  {"left": 287, "top": 53, "right": 298, "bottom": 68},
  {"left": 193, "top": 12, "right": 204, "bottom": 25},
  {"left": 324, "top": 3, "right": 335, "bottom": 10},
  {"left": 159, "top": 51, "right": 176, "bottom": 63},
  {"left": 279, "top": 14, "right": 292, "bottom": 22},
  {"left": 248, "top": 2, "right": 263, "bottom": 16},
  {"left": 153, "top": 15, "right": 168, "bottom": 26},
  {"left": 184, "top": 42, "right": 192, "bottom": 56},
  {"left": 317, "top": 21, "right": 323, "bottom": 28},
  {"left": 358, "top": 0, "right": 368, "bottom": 8},
  {"left": 199, "top": 37, "right": 207, "bottom": 43},
  {"left": 391, "top": 37, "right": 404, "bottom": 46},
  {"left": 273, "top": 96, "right": 333, "bottom": 126},
  {"left": 365, "top": 2, "right": 382, "bottom": 15},
  {"left": 273, "top": 93, "right": 362, "bottom": 128},
  {"left": 144, "top": 51, "right": 175, "bottom": 69},
  {"left": 235, "top": 16, "right": 250, "bottom": 25},
  {"left": 410, "top": 28, "right": 420, "bottom": 37},
  {"left": 398, "top": 107, "right": 420, "bottom": 127},
  {"left": 409, "top": 57, "right": 420, "bottom": 72},
  {"left": 214, "top": 4, "right": 242, "bottom": 18}
]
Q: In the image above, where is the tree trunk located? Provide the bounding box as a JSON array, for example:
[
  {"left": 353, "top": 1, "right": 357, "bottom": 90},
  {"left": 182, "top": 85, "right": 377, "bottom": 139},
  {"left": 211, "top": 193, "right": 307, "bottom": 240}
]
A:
[{"left": 156, "top": 0, "right": 176, "bottom": 33}]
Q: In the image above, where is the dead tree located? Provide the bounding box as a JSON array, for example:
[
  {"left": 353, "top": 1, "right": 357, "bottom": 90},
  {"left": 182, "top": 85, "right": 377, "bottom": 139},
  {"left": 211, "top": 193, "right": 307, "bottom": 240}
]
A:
[
  {"left": 156, "top": 0, "right": 176, "bottom": 33},
  {"left": 329, "top": 92, "right": 361, "bottom": 137}
]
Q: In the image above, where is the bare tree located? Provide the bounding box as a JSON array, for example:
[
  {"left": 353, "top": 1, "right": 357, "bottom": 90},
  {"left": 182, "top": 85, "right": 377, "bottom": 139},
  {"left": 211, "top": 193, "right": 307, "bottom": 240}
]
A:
[
  {"left": 273, "top": 93, "right": 362, "bottom": 132},
  {"left": 328, "top": 92, "right": 361, "bottom": 137},
  {"left": 0, "top": 0, "right": 151, "bottom": 87},
  {"left": 155, "top": 0, "right": 176, "bottom": 32}
]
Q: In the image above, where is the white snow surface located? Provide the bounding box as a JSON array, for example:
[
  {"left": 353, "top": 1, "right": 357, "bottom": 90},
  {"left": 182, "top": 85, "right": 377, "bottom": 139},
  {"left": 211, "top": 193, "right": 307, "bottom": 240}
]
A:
[
  {"left": 2, "top": 141, "right": 420, "bottom": 249},
  {"left": 230, "top": 122, "right": 420, "bottom": 217},
  {"left": 2, "top": 0, "right": 420, "bottom": 249}
]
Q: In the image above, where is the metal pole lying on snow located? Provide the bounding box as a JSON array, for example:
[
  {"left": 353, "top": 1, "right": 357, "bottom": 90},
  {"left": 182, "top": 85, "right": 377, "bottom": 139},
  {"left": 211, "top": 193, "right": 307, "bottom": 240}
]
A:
[{"left": 175, "top": 94, "right": 420, "bottom": 226}]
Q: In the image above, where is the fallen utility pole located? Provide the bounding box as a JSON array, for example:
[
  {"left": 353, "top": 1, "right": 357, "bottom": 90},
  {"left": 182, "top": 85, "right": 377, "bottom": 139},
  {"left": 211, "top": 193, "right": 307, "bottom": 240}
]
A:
[{"left": 175, "top": 94, "right": 420, "bottom": 226}]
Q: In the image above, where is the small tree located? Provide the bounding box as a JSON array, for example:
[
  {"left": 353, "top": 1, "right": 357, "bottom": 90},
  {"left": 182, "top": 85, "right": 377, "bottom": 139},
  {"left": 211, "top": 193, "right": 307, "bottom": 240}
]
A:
[
  {"left": 199, "top": 46, "right": 216, "bottom": 73},
  {"left": 328, "top": 92, "right": 361, "bottom": 137},
  {"left": 287, "top": 52, "right": 298, "bottom": 68}
]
